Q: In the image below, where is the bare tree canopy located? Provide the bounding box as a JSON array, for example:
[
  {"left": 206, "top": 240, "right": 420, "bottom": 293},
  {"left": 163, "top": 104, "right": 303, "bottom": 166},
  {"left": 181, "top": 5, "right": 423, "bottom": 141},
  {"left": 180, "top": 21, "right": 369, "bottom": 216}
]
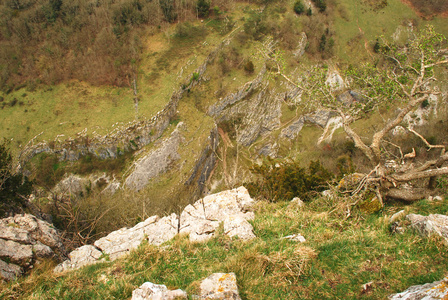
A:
[{"left": 265, "top": 25, "right": 448, "bottom": 203}]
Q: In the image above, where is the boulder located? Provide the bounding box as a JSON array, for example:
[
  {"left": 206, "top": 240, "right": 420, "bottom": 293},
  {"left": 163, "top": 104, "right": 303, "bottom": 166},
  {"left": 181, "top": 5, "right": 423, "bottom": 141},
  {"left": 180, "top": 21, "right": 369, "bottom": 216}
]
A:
[
  {"left": 197, "top": 273, "right": 241, "bottom": 300},
  {"left": 94, "top": 216, "right": 160, "bottom": 261},
  {"left": 325, "top": 69, "right": 346, "bottom": 92},
  {"left": 0, "top": 239, "right": 33, "bottom": 266},
  {"left": 406, "top": 214, "right": 448, "bottom": 243},
  {"left": 54, "top": 245, "right": 104, "bottom": 273},
  {"left": 179, "top": 186, "right": 255, "bottom": 242},
  {"left": 388, "top": 277, "right": 448, "bottom": 299},
  {"left": 0, "top": 259, "right": 22, "bottom": 282},
  {"left": 0, "top": 214, "right": 65, "bottom": 281},
  {"left": 132, "top": 282, "right": 187, "bottom": 300}
]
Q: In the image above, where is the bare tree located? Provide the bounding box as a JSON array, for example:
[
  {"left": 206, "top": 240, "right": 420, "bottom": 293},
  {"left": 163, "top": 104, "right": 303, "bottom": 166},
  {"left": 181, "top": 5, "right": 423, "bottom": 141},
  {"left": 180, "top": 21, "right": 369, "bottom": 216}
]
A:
[{"left": 265, "top": 26, "right": 448, "bottom": 202}]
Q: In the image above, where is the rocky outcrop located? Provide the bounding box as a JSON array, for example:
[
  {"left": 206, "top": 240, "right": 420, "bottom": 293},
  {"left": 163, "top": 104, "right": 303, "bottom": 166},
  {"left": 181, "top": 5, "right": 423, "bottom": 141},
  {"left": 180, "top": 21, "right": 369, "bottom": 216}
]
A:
[
  {"left": 197, "top": 273, "right": 241, "bottom": 300},
  {"left": 179, "top": 186, "right": 255, "bottom": 242},
  {"left": 293, "top": 32, "right": 308, "bottom": 58},
  {"left": 132, "top": 282, "right": 187, "bottom": 300},
  {"left": 280, "top": 110, "right": 336, "bottom": 140},
  {"left": 406, "top": 214, "right": 448, "bottom": 243},
  {"left": 125, "top": 123, "right": 185, "bottom": 191},
  {"left": 185, "top": 127, "right": 219, "bottom": 197},
  {"left": 130, "top": 273, "right": 241, "bottom": 300},
  {"left": 54, "top": 245, "right": 104, "bottom": 273},
  {"left": 388, "top": 276, "right": 448, "bottom": 299},
  {"left": 52, "top": 173, "right": 120, "bottom": 199},
  {"left": 55, "top": 187, "right": 256, "bottom": 273},
  {"left": 0, "top": 214, "right": 65, "bottom": 281},
  {"left": 208, "top": 66, "right": 266, "bottom": 119}
]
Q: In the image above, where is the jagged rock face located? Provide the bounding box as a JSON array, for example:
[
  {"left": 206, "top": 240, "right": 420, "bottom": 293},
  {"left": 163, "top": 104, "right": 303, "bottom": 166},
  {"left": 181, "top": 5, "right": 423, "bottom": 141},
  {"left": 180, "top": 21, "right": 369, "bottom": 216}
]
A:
[
  {"left": 55, "top": 187, "right": 255, "bottom": 273},
  {"left": 406, "top": 214, "right": 448, "bottom": 244},
  {"left": 52, "top": 173, "right": 118, "bottom": 199},
  {"left": 280, "top": 110, "right": 336, "bottom": 140},
  {"left": 52, "top": 174, "right": 90, "bottom": 198},
  {"left": 185, "top": 127, "right": 219, "bottom": 197},
  {"left": 0, "top": 214, "right": 65, "bottom": 281},
  {"left": 125, "top": 123, "right": 185, "bottom": 191},
  {"left": 293, "top": 32, "right": 308, "bottom": 58},
  {"left": 132, "top": 282, "right": 187, "bottom": 300},
  {"left": 197, "top": 273, "right": 241, "bottom": 300},
  {"left": 388, "top": 277, "right": 448, "bottom": 300}
]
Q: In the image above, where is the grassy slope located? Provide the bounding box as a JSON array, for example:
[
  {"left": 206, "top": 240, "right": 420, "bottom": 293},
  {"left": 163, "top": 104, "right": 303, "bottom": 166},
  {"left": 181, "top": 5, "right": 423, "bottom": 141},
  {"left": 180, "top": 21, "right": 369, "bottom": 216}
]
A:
[{"left": 1, "top": 194, "right": 447, "bottom": 299}]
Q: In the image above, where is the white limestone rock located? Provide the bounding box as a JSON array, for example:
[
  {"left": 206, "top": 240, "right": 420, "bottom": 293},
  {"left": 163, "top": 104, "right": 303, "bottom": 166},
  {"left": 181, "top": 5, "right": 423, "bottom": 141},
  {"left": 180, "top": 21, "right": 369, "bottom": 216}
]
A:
[
  {"left": 388, "top": 277, "right": 448, "bottom": 299},
  {"left": 132, "top": 282, "right": 187, "bottom": 300},
  {"left": 125, "top": 124, "right": 184, "bottom": 191},
  {"left": 197, "top": 273, "right": 241, "bottom": 300},
  {"left": 406, "top": 214, "right": 448, "bottom": 244},
  {"left": 54, "top": 245, "right": 104, "bottom": 273},
  {"left": 179, "top": 186, "right": 255, "bottom": 242},
  {"left": 0, "top": 259, "right": 22, "bottom": 282},
  {"left": 293, "top": 32, "right": 308, "bottom": 58},
  {"left": 144, "top": 214, "right": 179, "bottom": 246},
  {"left": 389, "top": 210, "right": 406, "bottom": 224},
  {"left": 223, "top": 216, "right": 256, "bottom": 240},
  {"left": 282, "top": 234, "right": 306, "bottom": 243},
  {"left": 94, "top": 216, "right": 160, "bottom": 260}
]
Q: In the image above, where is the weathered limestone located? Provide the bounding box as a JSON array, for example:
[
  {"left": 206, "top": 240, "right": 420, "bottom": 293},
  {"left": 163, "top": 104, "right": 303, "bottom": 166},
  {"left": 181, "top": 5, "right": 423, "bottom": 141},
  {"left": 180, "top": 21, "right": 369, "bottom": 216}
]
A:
[
  {"left": 293, "top": 32, "right": 308, "bottom": 58},
  {"left": 0, "top": 259, "right": 22, "bottom": 282},
  {"left": 125, "top": 123, "right": 184, "bottom": 191},
  {"left": 406, "top": 214, "right": 448, "bottom": 243},
  {"left": 0, "top": 239, "right": 33, "bottom": 266},
  {"left": 93, "top": 216, "right": 159, "bottom": 261},
  {"left": 389, "top": 210, "right": 406, "bottom": 224},
  {"left": 281, "top": 234, "right": 306, "bottom": 243},
  {"left": 131, "top": 282, "right": 187, "bottom": 300},
  {"left": 55, "top": 187, "right": 256, "bottom": 273},
  {"left": 388, "top": 277, "right": 448, "bottom": 299},
  {"left": 197, "top": 273, "right": 241, "bottom": 300},
  {"left": 0, "top": 214, "right": 65, "bottom": 281},
  {"left": 179, "top": 186, "right": 255, "bottom": 242},
  {"left": 280, "top": 110, "right": 336, "bottom": 140},
  {"left": 53, "top": 173, "right": 118, "bottom": 199},
  {"left": 54, "top": 245, "right": 104, "bottom": 273}
]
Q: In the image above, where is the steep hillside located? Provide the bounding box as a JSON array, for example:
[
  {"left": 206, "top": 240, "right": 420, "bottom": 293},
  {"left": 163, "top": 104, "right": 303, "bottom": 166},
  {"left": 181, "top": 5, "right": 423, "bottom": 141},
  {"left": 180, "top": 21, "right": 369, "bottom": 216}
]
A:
[{"left": 0, "top": 0, "right": 448, "bottom": 289}]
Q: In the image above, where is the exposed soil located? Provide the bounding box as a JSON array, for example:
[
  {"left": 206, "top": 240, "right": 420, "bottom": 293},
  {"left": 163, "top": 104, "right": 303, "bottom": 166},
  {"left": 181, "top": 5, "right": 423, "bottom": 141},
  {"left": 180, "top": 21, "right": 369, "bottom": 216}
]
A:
[{"left": 400, "top": 0, "right": 448, "bottom": 19}]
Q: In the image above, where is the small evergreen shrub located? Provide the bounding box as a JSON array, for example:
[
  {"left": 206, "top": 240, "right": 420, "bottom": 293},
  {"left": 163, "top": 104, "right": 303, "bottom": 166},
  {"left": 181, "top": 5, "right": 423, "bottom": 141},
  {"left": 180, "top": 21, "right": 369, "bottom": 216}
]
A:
[
  {"left": 244, "top": 60, "right": 255, "bottom": 74},
  {"left": 197, "top": 0, "right": 210, "bottom": 18},
  {"left": 311, "top": 0, "right": 326, "bottom": 12},
  {"left": 293, "top": 0, "right": 305, "bottom": 15}
]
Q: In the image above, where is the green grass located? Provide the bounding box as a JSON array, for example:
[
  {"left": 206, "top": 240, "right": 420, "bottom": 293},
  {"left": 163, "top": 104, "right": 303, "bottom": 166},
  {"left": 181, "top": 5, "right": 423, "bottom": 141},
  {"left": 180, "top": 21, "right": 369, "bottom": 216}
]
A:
[
  {"left": 2, "top": 194, "right": 447, "bottom": 299},
  {"left": 333, "top": 0, "right": 448, "bottom": 63}
]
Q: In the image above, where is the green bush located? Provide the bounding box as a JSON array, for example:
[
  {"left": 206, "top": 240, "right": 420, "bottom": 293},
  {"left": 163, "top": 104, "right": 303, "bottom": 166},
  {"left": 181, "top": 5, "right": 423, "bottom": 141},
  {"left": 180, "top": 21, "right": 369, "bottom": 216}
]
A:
[
  {"left": 293, "top": 0, "right": 305, "bottom": 15},
  {"left": 244, "top": 60, "right": 255, "bottom": 74},
  {"left": 246, "top": 159, "right": 333, "bottom": 202},
  {"left": 0, "top": 141, "right": 33, "bottom": 217},
  {"left": 243, "top": 11, "right": 267, "bottom": 41},
  {"left": 311, "top": 0, "right": 326, "bottom": 12},
  {"left": 196, "top": 0, "right": 210, "bottom": 18}
]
